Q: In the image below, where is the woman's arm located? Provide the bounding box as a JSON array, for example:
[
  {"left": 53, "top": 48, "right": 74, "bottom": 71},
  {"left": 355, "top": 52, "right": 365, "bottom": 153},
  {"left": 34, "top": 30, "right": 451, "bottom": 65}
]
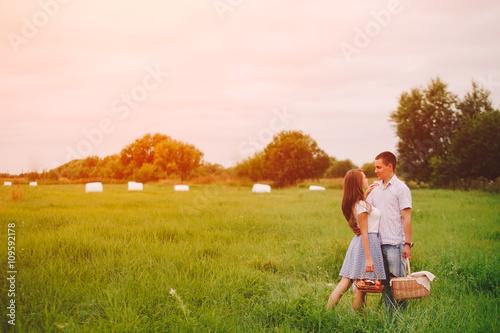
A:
[{"left": 358, "top": 212, "right": 374, "bottom": 272}]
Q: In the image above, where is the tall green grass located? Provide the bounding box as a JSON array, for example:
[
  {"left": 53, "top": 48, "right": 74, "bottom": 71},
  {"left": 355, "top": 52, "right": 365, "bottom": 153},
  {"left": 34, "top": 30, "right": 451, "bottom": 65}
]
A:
[{"left": 0, "top": 185, "right": 498, "bottom": 332}]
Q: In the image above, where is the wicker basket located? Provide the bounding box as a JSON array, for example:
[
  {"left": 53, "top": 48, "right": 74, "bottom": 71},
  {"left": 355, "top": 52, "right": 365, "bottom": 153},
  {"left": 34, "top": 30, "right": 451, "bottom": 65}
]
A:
[
  {"left": 355, "top": 271, "right": 384, "bottom": 293},
  {"left": 390, "top": 258, "right": 430, "bottom": 301}
]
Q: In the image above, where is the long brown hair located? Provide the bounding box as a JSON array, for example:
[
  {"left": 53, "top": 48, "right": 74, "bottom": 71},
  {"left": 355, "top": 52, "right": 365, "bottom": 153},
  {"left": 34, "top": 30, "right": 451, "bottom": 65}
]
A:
[{"left": 341, "top": 169, "right": 371, "bottom": 234}]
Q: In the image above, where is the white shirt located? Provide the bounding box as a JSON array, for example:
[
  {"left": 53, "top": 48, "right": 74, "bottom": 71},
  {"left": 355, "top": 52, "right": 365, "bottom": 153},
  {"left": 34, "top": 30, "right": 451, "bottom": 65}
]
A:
[
  {"left": 366, "top": 175, "right": 412, "bottom": 245},
  {"left": 354, "top": 201, "right": 380, "bottom": 234}
]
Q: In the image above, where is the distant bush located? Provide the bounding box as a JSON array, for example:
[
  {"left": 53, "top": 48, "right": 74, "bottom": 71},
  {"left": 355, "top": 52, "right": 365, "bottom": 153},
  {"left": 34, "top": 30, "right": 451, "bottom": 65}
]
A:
[
  {"left": 405, "top": 180, "right": 430, "bottom": 190},
  {"left": 324, "top": 159, "right": 357, "bottom": 178},
  {"left": 450, "top": 177, "right": 500, "bottom": 193},
  {"left": 298, "top": 178, "right": 344, "bottom": 190},
  {"left": 361, "top": 162, "right": 376, "bottom": 178}
]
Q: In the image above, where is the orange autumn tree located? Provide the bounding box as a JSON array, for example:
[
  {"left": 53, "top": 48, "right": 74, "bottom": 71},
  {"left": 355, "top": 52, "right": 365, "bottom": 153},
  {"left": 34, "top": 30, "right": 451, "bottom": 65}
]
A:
[{"left": 119, "top": 133, "right": 204, "bottom": 182}]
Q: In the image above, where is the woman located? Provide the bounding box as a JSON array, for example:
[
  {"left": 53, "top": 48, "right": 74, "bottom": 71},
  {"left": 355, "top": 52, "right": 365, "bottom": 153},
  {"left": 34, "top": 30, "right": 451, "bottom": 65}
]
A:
[{"left": 327, "top": 169, "right": 386, "bottom": 311}]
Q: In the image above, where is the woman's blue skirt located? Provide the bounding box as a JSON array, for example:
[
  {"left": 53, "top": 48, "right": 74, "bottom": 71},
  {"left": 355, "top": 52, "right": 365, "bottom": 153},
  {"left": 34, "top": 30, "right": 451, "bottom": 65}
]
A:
[{"left": 339, "top": 233, "right": 386, "bottom": 280}]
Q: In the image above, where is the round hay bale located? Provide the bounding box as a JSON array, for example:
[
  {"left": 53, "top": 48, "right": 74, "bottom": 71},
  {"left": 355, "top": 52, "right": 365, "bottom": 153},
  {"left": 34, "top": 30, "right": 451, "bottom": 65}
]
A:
[
  {"left": 309, "top": 185, "right": 325, "bottom": 191},
  {"left": 174, "top": 185, "right": 189, "bottom": 192},
  {"left": 252, "top": 184, "right": 271, "bottom": 193},
  {"left": 128, "top": 181, "right": 143, "bottom": 191},
  {"left": 85, "top": 182, "right": 103, "bottom": 193}
]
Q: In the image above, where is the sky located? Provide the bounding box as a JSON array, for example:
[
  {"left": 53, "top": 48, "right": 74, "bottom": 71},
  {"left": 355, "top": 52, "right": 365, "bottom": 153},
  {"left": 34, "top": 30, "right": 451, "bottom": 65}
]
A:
[{"left": 1, "top": 0, "right": 499, "bottom": 175}]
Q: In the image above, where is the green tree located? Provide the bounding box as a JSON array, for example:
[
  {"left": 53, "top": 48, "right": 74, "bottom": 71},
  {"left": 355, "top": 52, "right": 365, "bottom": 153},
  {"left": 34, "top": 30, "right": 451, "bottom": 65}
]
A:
[
  {"left": 392, "top": 80, "right": 499, "bottom": 187},
  {"left": 324, "top": 158, "right": 357, "bottom": 178},
  {"left": 390, "top": 78, "right": 459, "bottom": 182},
  {"left": 234, "top": 151, "right": 266, "bottom": 181},
  {"left": 361, "top": 162, "right": 377, "bottom": 178},
  {"left": 264, "top": 131, "right": 330, "bottom": 186},
  {"left": 457, "top": 81, "right": 494, "bottom": 118},
  {"left": 449, "top": 82, "right": 499, "bottom": 182},
  {"left": 445, "top": 109, "right": 500, "bottom": 182},
  {"left": 237, "top": 130, "right": 329, "bottom": 187}
]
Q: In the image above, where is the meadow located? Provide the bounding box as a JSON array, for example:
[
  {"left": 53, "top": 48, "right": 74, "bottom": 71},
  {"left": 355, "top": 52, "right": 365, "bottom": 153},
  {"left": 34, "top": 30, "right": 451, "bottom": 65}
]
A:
[{"left": 0, "top": 184, "right": 499, "bottom": 332}]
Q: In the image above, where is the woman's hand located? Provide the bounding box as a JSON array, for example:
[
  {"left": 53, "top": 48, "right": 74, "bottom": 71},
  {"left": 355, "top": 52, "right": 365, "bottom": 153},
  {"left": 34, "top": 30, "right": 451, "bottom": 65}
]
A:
[
  {"left": 365, "top": 182, "right": 378, "bottom": 197},
  {"left": 365, "top": 258, "right": 374, "bottom": 272},
  {"left": 359, "top": 213, "right": 374, "bottom": 272}
]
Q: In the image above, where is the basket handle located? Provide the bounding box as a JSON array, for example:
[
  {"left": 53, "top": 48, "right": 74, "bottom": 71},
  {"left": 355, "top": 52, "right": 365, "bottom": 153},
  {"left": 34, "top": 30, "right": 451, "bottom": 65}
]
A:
[
  {"left": 406, "top": 257, "right": 411, "bottom": 277},
  {"left": 361, "top": 270, "right": 381, "bottom": 281}
]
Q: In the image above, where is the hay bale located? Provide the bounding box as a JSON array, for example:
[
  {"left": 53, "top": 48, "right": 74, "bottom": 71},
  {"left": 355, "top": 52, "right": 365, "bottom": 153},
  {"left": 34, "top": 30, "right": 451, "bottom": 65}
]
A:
[
  {"left": 29, "top": 182, "right": 38, "bottom": 186},
  {"left": 252, "top": 184, "right": 271, "bottom": 193},
  {"left": 85, "top": 182, "right": 103, "bottom": 193},
  {"left": 4, "top": 181, "right": 12, "bottom": 186},
  {"left": 174, "top": 185, "right": 189, "bottom": 192},
  {"left": 309, "top": 185, "right": 325, "bottom": 191},
  {"left": 128, "top": 181, "right": 143, "bottom": 191}
]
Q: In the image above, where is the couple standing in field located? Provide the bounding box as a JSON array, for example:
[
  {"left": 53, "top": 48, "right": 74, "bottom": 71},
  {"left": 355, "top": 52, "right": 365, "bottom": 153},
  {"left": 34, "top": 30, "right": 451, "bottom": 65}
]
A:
[{"left": 327, "top": 151, "right": 413, "bottom": 311}]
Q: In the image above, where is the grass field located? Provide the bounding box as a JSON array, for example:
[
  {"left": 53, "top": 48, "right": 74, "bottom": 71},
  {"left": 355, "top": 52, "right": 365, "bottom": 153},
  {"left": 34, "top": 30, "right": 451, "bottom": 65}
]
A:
[{"left": 0, "top": 184, "right": 499, "bottom": 332}]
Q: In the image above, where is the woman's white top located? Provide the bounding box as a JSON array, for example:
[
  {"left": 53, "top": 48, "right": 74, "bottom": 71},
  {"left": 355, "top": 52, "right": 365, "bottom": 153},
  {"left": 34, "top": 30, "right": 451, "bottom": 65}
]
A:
[{"left": 354, "top": 200, "right": 380, "bottom": 234}]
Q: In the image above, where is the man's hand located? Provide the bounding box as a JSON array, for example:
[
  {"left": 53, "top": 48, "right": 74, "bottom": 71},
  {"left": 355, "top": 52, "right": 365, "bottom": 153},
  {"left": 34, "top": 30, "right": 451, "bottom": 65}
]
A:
[{"left": 403, "top": 246, "right": 411, "bottom": 260}]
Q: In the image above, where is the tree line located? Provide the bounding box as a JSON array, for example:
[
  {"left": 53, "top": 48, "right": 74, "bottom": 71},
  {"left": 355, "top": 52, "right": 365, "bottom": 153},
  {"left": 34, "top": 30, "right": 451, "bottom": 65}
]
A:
[
  {"left": 18, "top": 131, "right": 359, "bottom": 186},
  {"left": 11, "top": 77, "right": 499, "bottom": 189},
  {"left": 49, "top": 133, "right": 205, "bottom": 182},
  {"left": 232, "top": 130, "right": 376, "bottom": 187}
]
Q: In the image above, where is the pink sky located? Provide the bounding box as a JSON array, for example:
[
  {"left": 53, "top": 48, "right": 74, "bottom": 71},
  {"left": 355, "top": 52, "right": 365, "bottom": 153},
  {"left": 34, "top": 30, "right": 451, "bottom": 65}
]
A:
[{"left": 1, "top": 0, "right": 499, "bottom": 174}]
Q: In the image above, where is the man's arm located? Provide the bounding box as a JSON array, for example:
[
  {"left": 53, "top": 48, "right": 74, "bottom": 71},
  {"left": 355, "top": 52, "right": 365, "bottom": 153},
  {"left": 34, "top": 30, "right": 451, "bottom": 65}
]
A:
[{"left": 402, "top": 208, "right": 412, "bottom": 260}]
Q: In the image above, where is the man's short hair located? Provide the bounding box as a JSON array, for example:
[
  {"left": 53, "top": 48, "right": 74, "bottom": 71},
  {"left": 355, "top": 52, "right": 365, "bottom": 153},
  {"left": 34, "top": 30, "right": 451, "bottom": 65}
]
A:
[{"left": 375, "top": 151, "right": 397, "bottom": 171}]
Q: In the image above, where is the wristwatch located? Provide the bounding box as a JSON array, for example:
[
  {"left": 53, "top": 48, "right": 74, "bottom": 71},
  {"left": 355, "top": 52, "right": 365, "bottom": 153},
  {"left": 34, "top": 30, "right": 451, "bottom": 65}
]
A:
[{"left": 405, "top": 242, "right": 413, "bottom": 248}]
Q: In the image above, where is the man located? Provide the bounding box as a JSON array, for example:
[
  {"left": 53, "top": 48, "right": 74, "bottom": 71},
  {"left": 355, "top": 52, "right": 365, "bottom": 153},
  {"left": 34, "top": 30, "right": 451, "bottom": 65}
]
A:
[{"left": 366, "top": 151, "right": 412, "bottom": 310}]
